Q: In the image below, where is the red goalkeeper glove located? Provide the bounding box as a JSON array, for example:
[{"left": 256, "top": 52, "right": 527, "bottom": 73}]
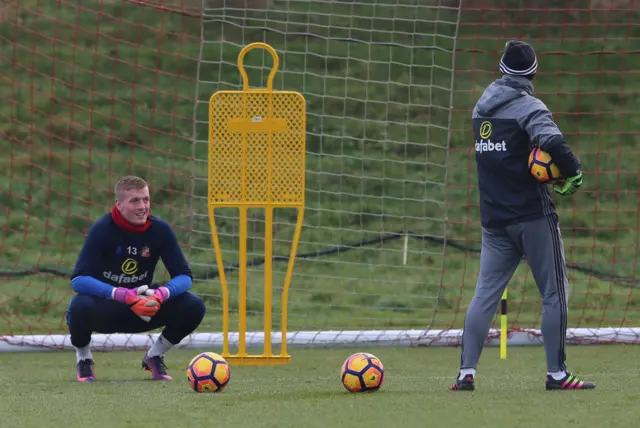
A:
[
  {"left": 140, "top": 286, "right": 170, "bottom": 304},
  {"left": 150, "top": 286, "right": 170, "bottom": 304},
  {"left": 112, "top": 286, "right": 159, "bottom": 322}
]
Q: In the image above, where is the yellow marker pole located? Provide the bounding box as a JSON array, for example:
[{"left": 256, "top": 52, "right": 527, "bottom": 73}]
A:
[{"left": 500, "top": 289, "right": 508, "bottom": 360}]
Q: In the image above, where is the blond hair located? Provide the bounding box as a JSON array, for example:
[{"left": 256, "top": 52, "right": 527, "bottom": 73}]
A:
[{"left": 114, "top": 175, "right": 148, "bottom": 201}]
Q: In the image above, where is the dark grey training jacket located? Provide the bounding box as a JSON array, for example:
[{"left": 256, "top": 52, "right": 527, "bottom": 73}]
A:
[{"left": 472, "top": 74, "right": 580, "bottom": 228}]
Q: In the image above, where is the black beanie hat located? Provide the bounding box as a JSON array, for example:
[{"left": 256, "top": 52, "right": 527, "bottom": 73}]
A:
[{"left": 499, "top": 40, "right": 538, "bottom": 78}]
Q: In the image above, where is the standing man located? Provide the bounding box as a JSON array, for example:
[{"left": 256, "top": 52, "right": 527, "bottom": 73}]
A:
[
  {"left": 67, "top": 175, "right": 206, "bottom": 382},
  {"left": 450, "top": 41, "right": 595, "bottom": 391}
]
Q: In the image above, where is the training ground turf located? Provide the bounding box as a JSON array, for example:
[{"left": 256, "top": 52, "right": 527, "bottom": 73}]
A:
[{"left": 2, "top": 345, "right": 639, "bottom": 428}]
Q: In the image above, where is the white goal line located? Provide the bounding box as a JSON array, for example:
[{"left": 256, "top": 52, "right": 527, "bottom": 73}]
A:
[{"left": 1, "top": 328, "right": 638, "bottom": 352}]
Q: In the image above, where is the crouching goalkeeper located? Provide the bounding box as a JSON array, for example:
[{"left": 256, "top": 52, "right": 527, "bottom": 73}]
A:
[{"left": 66, "top": 176, "right": 206, "bottom": 382}]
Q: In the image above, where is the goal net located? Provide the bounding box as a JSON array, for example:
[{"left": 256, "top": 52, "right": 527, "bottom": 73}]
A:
[{"left": 1, "top": 0, "right": 639, "bottom": 351}]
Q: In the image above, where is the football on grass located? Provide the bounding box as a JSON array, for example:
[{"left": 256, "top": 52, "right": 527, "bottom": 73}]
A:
[
  {"left": 187, "top": 352, "right": 230, "bottom": 393},
  {"left": 340, "top": 352, "right": 385, "bottom": 393}
]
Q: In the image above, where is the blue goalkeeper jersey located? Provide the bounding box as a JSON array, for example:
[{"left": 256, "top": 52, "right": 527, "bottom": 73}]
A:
[{"left": 71, "top": 214, "right": 192, "bottom": 298}]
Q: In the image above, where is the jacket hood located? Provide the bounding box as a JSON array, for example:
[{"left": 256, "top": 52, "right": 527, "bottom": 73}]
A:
[{"left": 476, "top": 74, "right": 535, "bottom": 116}]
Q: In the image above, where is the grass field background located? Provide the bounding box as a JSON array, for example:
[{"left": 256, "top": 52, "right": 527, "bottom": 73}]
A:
[
  {"left": 2, "top": 345, "right": 640, "bottom": 428},
  {"left": 0, "top": 1, "right": 639, "bottom": 338}
]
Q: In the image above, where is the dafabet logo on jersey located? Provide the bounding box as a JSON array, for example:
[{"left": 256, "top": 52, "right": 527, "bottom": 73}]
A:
[
  {"left": 103, "top": 258, "right": 149, "bottom": 284},
  {"left": 479, "top": 121, "right": 492, "bottom": 139},
  {"left": 121, "top": 258, "right": 138, "bottom": 274},
  {"left": 475, "top": 120, "right": 507, "bottom": 153}
]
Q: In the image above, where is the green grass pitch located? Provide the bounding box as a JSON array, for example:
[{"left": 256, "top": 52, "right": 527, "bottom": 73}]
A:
[{"left": 2, "top": 346, "right": 640, "bottom": 428}]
